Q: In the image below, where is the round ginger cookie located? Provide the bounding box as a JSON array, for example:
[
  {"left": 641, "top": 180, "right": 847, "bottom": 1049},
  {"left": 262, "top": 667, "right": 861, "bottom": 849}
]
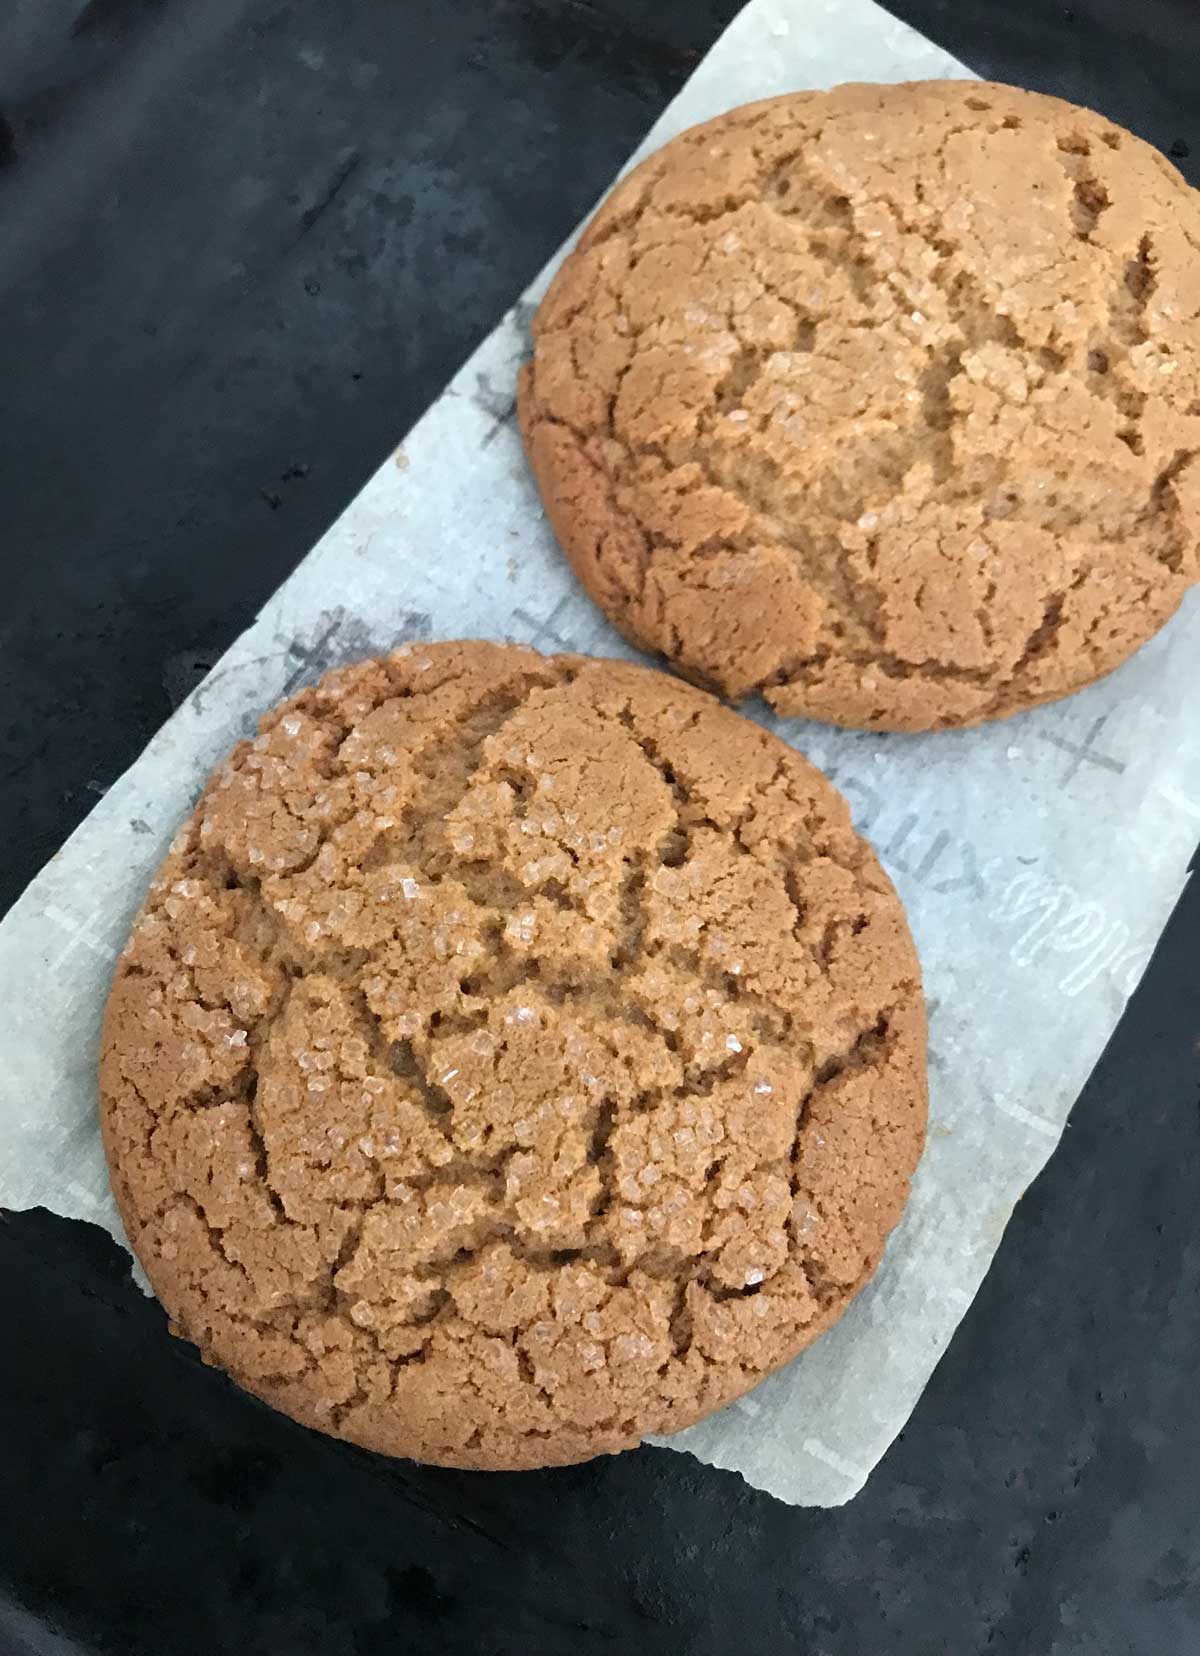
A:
[
  {"left": 518, "top": 81, "right": 1200, "bottom": 731},
  {"left": 100, "top": 641, "right": 925, "bottom": 1469}
]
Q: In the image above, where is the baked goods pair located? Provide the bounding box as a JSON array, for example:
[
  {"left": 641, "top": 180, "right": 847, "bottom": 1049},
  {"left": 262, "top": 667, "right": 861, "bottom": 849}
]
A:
[{"left": 100, "top": 81, "right": 1200, "bottom": 1469}]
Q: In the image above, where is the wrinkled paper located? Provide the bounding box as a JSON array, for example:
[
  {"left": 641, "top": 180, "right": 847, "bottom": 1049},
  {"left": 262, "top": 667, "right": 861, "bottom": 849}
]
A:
[{"left": 2, "top": 0, "right": 1198, "bottom": 1506}]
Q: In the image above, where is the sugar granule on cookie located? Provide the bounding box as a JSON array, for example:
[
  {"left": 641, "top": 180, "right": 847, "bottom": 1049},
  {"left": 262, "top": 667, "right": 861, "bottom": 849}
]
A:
[
  {"left": 519, "top": 81, "right": 1200, "bottom": 731},
  {"left": 100, "top": 641, "right": 925, "bottom": 1469}
]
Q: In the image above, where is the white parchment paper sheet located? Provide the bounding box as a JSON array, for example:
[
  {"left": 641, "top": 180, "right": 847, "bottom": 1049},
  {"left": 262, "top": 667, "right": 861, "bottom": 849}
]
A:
[{"left": 3, "top": 0, "right": 1199, "bottom": 1507}]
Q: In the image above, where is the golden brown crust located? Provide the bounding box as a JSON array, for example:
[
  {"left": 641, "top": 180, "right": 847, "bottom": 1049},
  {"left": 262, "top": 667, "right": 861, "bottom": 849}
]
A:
[
  {"left": 519, "top": 81, "right": 1200, "bottom": 731},
  {"left": 100, "top": 641, "right": 925, "bottom": 1468}
]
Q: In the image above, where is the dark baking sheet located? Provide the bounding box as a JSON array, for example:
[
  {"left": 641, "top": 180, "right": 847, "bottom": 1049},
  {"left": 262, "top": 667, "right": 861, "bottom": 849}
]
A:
[{"left": 1, "top": 2, "right": 1197, "bottom": 1651}]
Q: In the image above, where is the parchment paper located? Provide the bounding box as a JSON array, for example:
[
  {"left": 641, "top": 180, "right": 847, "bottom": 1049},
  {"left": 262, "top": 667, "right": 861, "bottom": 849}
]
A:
[{"left": 3, "top": 0, "right": 1199, "bottom": 1508}]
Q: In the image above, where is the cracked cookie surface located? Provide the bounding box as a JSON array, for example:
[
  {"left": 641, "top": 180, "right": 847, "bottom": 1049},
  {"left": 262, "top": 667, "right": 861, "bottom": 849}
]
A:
[
  {"left": 100, "top": 641, "right": 926, "bottom": 1468},
  {"left": 518, "top": 81, "right": 1200, "bottom": 731}
]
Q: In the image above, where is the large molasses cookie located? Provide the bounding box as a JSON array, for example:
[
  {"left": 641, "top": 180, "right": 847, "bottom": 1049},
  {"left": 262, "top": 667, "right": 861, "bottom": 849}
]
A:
[
  {"left": 519, "top": 81, "right": 1200, "bottom": 730},
  {"left": 101, "top": 641, "right": 925, "bottom": 1468}
]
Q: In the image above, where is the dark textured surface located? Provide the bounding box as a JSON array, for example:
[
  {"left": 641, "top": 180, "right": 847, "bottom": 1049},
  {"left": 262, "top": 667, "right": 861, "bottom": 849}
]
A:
[{"left": 1, "top": 2, "right": 1198, "bottom": 1651}]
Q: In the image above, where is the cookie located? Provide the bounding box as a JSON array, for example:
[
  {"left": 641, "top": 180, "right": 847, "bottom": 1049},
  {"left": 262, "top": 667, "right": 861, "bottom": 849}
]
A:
[
  {"left": 519, "top": 81, "right": 1200, "bottom": 731},
  {"left": 100, "top": 641, "right": 925, "bottom": 1469}
]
